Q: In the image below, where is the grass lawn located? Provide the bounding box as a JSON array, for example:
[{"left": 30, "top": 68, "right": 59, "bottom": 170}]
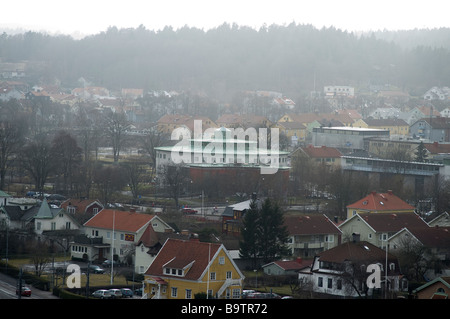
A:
[
  {"left": 243, "top": 270, "right": 295, "bottom": 297},
  {"left": 7, "top": 257, "right": 139, "bottom": 289}
]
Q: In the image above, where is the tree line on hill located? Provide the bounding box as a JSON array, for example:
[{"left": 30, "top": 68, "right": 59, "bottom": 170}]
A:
[{"left": 1, "top": 23, "right": 449, "bottom": 99}]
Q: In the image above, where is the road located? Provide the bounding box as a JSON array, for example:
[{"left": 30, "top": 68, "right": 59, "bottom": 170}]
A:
[{"left": 0, "top": 272, "right": 59, "bottom": 299}]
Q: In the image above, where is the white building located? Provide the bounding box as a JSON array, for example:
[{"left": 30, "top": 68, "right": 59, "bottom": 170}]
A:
[
  {"left": 324, "top": 86, "right": 355, "bottom": 97},
  {"left": 34, "top": 198, "right": 81, "bottom": 235}
]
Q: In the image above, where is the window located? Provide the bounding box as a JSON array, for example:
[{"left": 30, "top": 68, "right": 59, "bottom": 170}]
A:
[
  {"left": 51, "top": 222, "right": 56, "bottom": 230},
  {"left": 318, "top": 277, "right": 323, "bottom": 287},
  {"left": 171, "top": 287, "right": 177, "bottom": 298},
  {"left": 337, "top": 279, "right": 342, "bottom": 290},
  {"left": 328, "top": 278, "right": 333, "bottom": 289},
  {"left": 185, "top": 289, "right": 192, "bottom": 299},
  {"left": 66, "top": 222, "right": 71, "bottom": 229},
  {"left": 232, "top": 289, "right": 241, "bottom": 299},
  {"left": 219, "top": 257, "right": 225, "bottom": 265},
  {"left": 210, "top": 272, "right": 216, "bottom": 281},
  {"left": 226, "top": 271, "right": 232, "bottom": 279}
]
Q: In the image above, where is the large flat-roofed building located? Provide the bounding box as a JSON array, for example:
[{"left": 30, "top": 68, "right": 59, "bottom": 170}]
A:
[
  {"left": 312, "top": 126, "right": 389, "bottom": 150},
  {"left": 154, "top": 127, "right": 290, "bottom": 196}
]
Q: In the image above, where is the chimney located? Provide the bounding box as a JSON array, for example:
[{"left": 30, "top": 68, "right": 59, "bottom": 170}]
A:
[
  {"left": 387, "top": 190, "right": 393, "bottom": 195},
  {"left": 296, "top": 257, "right": 303, "bottom": 264},
  {"left": 352, "top": 232, "right": 360, "bottom": 242}
]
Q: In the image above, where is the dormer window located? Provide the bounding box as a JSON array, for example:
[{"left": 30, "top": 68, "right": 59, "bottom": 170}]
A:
[{"left": 164, "top": 267, "right": 185, "bottom": 277}]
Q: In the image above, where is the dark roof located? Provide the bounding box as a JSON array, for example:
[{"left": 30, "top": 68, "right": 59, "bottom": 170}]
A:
[
  {"left": 284, "top": 214, "right": 341, "bottom": 235},
  {"left": 357, "top": 212, "right": 428, "bottom": 232},
  {"left": 408, "top": 226, "right": 450, "bottom": 248},
  {"left": 1, "top": 206, "right": 24, "bottom": 221},
  {"left": 317, "top": 241, "right": 399, "bottom": 270}
]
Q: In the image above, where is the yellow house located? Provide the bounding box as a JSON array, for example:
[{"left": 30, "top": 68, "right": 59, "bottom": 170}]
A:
[
  {"left": 352, "top": 118, "right": 369, "bottom": 128},
  {"left": 143, "top": 238, "right": 245, "bottom": 299},
  {"left": 364, "top": 118, "right": 410, "bottom": 136},
  {"left": 274, "top": 121, "right": 307, "bottom": 143}
]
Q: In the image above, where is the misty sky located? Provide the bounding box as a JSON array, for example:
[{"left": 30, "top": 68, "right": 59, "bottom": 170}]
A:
[{"left": 1, "top": 0, "right": 449, "bottom": 36}]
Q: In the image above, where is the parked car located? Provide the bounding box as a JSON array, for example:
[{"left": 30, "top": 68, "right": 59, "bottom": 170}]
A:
[
  {"left": 120, "top": 288, "right": 133, "bottom": 298},
  {"left": 89, "top": 265, "right": 105, "bottom": 274},
  {"left": 134, "top": 287, "right": 143, "bottom": 296},
  {"left": 16, "top": 286, "right": 31, "bottom": 297},
  {"left": 102, "top": 259, "right": 120, "bottom": 267},
  {"left": 181, "top": 208, "right": 197, "bottom": 214},
  {"left": 246, "top": 292, "right": 281, "bottom": 299},
  {"left": 92, "top": 289, "right": 112, "bottom": 299},
  {"left": 108, "top": 288, "right": 122, "bottom": 298},
  {"left": 242, "top": 289, "right": 255, "bottom": 298}
]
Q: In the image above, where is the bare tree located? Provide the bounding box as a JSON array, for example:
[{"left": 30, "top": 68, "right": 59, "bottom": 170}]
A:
[
  {"left": 139, "top": 130, "right": 169, "bottom": 180},
  {"left": 20, "top": 135, "right": 55, "bottom": 196},
  {"left": 103, "top": 111, "right": 130, "bottom": 163},
  {"left": 159, "top": 163, "right": 190, "bottom": 208},
  {"left": 395, "top": 235, "right": 433, "bottom": 282},
  {"left": 51, "top": 130, "right": 82, "bottom": 195},
  {"left": 0, "top": 120, "right": 26, "bottom": 189},
  {"left": 93, "top": 164, "right": 127, "bottom": 206},
  {"left": 121, "top": 158, "right": 148, "bottom": 203}
]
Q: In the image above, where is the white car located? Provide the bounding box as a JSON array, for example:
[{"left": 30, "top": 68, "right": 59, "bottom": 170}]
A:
[
  {"left": 108, "top": 288, "right": 123, "bottom": 298},
  {"left": 92, "top": 289, "right": 112, "bottom": 299}
]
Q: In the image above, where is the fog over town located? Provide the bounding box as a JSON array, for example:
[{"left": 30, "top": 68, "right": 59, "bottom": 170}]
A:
[{"left": 0, "top": 1, "right": 449, "bottom": 306}]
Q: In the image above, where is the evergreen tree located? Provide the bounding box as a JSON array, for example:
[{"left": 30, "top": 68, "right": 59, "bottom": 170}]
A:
[
  {"left": 239, "top": 198, "right": 290, "bottom": 268},
  {"left": 415, "top": 141, "right": 428, "bottom": 162},
  {"left": 239, "top": 200, "right": 260, "bottom": 269}
]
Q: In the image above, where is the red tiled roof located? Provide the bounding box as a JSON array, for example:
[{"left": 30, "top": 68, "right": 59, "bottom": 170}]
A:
[
  {"left": 347, "top": 191, "right": 415, "bottom": 211},
  {"left": 284, "top": 214, "right": 341, "bottom": 235},
  {"left": 61, "top": 198, "right": 103, "bottom": 213},
  {"left": 136, "top": 225, "right": 160, "bottom": 247},
  {"left": 301, "top": 145, "right": 342, "bottom": 158},
  {"left": 145, "top": 238, "right": 221, "bottom": 281},
  {"left": 83, "top": 209, "right": 154, "bottom": 233},
  {"left": 424, "top": 142, "right": 450, "bottom": 154}
]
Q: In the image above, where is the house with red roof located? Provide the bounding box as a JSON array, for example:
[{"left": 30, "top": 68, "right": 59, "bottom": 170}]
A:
[
  {"left": 71, "top": 209, "right": 173, "bottom": 265},
  {"left": 135, "top": 227, "right": 190, "bottom": 274},
  {"left": 143, "top": 238, "right": 245, "bottom": 299},
  {"left": 346, "top": 190, "right": 415, "bottom": 219},
  {"left": 284, "top": 214, "right": 342, "bottom": 258},
  {"left": 61, "top": 198, "right": 103, "bottom": 223},
  {"left": 339, "top": 212, "right": 428, "bottom": 248}
]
